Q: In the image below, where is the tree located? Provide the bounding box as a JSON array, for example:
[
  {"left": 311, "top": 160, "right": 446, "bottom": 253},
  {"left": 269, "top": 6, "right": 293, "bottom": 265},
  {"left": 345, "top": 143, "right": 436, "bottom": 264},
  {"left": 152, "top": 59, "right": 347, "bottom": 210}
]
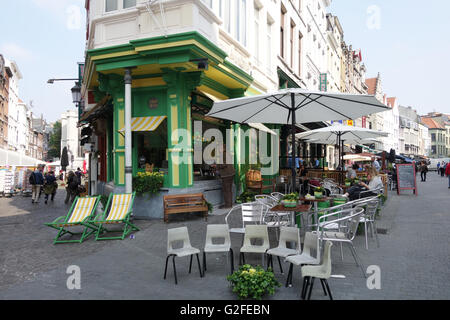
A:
[{"left": 47, "top": 121, "right": 62, "bottom": 160}]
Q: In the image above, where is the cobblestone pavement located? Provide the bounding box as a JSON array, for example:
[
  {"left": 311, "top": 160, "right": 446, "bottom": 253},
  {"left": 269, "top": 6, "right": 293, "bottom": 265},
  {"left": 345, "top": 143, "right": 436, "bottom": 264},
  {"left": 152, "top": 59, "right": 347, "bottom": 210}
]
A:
[{"left": 0, "top": 174, "right": 449, "bottom": 300}]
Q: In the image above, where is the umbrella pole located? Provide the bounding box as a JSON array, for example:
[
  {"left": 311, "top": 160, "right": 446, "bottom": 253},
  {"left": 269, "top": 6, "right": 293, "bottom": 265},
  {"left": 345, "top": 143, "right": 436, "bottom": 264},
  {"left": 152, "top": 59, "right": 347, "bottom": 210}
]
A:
[{"left": 291, "top": 93, "right": 297, "bottom": 194}]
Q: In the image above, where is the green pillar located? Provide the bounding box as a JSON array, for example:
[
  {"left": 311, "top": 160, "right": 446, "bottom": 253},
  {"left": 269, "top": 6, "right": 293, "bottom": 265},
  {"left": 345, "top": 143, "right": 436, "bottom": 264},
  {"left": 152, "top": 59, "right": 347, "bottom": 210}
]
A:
[
  {"left": 162, "top": 70, "right": 203, "bottom": 188},
  {"left": 98, "top": 73, "right": 126, "bottom": 187}
]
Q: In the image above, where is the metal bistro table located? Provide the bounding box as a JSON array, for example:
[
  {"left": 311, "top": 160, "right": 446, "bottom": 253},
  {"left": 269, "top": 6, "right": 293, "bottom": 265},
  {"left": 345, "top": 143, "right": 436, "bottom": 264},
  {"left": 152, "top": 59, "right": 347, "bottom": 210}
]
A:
[
  {"left": 299, "top": 196, "right": 332, "bottom": 229},
  {"left": 270, "top": 204, "right": 312, "bottom": 228}
]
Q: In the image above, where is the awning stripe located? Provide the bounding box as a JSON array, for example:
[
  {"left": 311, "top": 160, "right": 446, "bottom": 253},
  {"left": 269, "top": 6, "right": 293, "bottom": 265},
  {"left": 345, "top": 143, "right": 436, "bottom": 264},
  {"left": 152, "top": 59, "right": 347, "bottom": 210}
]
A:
[{"left": 120, "top": 116, "right": 166, "bottom": 132}]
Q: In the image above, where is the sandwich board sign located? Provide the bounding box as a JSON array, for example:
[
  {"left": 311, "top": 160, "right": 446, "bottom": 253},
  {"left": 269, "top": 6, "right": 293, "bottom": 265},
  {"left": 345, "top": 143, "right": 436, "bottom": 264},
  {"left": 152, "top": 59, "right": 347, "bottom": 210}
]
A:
[{"left": 396, "top": 163, "right": 418, "bottom": 196}]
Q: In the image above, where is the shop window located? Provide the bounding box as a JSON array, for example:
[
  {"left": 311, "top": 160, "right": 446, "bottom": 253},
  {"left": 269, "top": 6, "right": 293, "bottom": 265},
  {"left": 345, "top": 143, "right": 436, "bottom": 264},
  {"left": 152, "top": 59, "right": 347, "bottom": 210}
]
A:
[{"left": 136, "top": 120, "right": 168, "bottom": 171}]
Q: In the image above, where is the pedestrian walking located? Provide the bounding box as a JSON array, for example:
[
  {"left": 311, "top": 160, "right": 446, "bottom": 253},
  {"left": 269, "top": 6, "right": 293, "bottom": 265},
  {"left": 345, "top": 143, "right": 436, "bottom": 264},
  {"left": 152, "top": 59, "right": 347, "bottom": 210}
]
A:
[
  {"left": 420, "top": 161, "right": 428, "bottom": 182},
  {"left": 441, "top": 161, "right": 446, "bottom": 177},
  {"left": 43, "top": 171, "right": 58, "bottom": 204},
  {"left": 64, "top": 171, "right": 79, "bottom": 204},
  {"left": 75, "top": 168, "right": 83, "bottom": 185},
  {"left": 446, "top": 162, "right": 450, "bottom": 189},
  {"left": 30, "top": 165, "right": 45, "bottom": 204},
  {"left": 437, "top": 162, "right": 440, "bottom": 175}
]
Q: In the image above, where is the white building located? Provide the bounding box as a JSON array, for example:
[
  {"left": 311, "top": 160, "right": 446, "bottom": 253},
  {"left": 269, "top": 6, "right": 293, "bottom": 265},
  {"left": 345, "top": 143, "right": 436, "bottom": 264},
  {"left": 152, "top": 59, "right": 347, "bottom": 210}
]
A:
[
  {"left": 382, "top": 97, "right": 400, "bottom": 153},
  {"left": 418, "top": 122, "right": 431, "bottom": 157},
  {"left": 61, "top": 109, "right": 85, "bottom": 170},
  {"left": 325, "top": 13, "right": 343, "bottom": 93},
  {"left": 5, "top": 59, "right": 24, "bottom": 153}
]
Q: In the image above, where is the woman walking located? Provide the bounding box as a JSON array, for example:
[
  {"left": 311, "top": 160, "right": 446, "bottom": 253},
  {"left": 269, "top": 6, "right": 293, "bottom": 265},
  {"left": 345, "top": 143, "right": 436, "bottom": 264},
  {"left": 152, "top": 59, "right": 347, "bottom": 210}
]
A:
[
  {"left": 446, "top": 162, "right": 450, "bottom": 189},
  {"left": 64, "top": 171, "right": 79, "bottom": 204},
  {"left": 420, "top": 161, "right": 428, "bottom": 182},
  {"left": 43, "top": 171, "right": 58, "bottom": 204}
]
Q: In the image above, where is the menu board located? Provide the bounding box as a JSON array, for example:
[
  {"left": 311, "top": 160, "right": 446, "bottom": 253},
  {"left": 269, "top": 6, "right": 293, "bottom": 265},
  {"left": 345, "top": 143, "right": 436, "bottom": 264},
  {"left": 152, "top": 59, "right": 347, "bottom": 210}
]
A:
[{"left": 396, "top": 164, "right": 418, "bottom": 195}]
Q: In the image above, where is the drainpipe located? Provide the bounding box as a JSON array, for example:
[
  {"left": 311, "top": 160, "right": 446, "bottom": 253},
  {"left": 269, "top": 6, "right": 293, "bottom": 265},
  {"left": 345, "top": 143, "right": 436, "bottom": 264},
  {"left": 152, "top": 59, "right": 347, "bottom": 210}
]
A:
[{"left": 124, "top": 68, "right": 133, "bottom": 194}]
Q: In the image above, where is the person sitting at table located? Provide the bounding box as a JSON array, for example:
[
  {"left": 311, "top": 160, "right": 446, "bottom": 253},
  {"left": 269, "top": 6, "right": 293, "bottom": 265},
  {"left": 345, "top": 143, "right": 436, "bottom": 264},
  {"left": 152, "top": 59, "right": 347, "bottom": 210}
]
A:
[
  {"left": 344, "top": 167, "right": 383, "bottom": 201},
  {"left": 346, "top": 163, "right": 358, "bottom": 180}
]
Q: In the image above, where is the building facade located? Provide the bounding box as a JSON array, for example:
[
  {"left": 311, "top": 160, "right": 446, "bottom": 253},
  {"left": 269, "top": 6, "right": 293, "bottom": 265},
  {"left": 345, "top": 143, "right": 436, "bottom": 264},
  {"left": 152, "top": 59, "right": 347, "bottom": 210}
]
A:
[
  {"left": 398, "top": 105, "right": 420, "bottom": 157},
  {"left": 0, "top": 54, "right": 12, "bottom": 149},
  {"left": 421, "top": 114, "right": 448, "bottom": 158},
  {"left": 5, "top": 59, "right": 23, "bottom": 152},
  {"left": 61, "top": 109, "right": 85, "bottom": 169}
]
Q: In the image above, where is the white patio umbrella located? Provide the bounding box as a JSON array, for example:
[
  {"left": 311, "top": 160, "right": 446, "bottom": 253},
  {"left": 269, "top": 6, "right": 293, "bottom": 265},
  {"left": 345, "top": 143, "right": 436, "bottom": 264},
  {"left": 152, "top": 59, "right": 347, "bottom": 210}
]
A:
[
  {"left": 206, "top": 88, "right": 389, "bottom": 191},
  {"left": 296, "top": 124, "right": 388, "bottom": 172}
]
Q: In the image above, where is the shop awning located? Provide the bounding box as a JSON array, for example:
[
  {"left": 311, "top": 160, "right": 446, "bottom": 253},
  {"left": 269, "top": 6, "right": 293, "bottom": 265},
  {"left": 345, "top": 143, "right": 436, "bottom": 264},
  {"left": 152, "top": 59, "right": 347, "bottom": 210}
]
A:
[{"left": 119, "top": 116, "right": 166, "bottom": 132}]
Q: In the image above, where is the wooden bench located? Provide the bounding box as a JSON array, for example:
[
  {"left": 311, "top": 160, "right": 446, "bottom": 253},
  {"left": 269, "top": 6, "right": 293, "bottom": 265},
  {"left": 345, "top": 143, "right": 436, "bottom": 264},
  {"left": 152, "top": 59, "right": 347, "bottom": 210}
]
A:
[{"left": 163, "top": 193, "right": 209, "bottom": 223}]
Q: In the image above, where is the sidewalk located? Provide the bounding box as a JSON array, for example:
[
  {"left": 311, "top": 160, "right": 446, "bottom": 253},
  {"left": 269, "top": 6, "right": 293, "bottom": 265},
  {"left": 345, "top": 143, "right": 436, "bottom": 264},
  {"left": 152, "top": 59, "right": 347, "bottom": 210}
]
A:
[{"left": 0, "top": 174, "right": 449, "bottom": 300}]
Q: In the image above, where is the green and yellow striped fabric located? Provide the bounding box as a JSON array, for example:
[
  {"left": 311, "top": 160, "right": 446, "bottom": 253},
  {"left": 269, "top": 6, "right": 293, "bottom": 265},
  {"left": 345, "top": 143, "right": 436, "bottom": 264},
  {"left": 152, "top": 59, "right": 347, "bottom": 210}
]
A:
[
  {"left": 105, "top": 194, "right": 133, "bottom": 223},
  {"left": 62, "top": 197, "right": 98, "bottom": 225}
]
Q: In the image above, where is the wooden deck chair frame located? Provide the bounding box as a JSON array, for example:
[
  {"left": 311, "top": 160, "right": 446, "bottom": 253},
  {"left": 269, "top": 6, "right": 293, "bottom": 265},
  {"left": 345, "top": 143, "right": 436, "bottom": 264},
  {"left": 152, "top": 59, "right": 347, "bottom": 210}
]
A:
[
  {"left": 93, "top": 192, "right": 139, "bottom": 241},
  {"left": 45, "top": 196, "right": 101, "bottom": 244}
]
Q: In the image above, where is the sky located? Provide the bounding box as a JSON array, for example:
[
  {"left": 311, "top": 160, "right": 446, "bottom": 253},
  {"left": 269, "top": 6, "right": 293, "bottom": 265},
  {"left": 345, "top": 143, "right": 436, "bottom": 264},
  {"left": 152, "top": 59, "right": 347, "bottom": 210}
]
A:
[
  {"left": 0, "top": 0, "right": 86, "bottom": 123},
  {"left": 329, "top": 0, "right": 450, "bottom": 115},
  {"left": 0, "top": 0, "right": 449, "bottom": 123}
]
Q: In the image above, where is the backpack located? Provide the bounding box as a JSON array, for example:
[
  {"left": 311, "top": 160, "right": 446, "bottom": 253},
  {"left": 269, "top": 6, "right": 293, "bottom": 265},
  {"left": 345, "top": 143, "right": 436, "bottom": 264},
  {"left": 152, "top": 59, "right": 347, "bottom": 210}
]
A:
[{"left": 29, "top": 172, "right": 36, "bottom": 185}]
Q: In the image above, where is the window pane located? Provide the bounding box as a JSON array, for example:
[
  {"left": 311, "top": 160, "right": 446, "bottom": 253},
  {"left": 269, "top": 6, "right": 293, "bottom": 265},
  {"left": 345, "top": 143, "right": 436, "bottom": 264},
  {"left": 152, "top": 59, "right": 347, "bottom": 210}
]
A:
[
  {"left": 105, "top": 0, "right": 117, "bottom": 12},
  {"left": 123, "top": 0, "right": 136, "bottom": 9}
]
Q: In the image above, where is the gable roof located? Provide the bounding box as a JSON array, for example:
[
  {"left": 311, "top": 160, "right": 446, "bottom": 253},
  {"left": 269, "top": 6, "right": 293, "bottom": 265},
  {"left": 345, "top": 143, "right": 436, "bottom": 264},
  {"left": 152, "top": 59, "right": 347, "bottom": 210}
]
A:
[
  {"left": 421, "top": 117, "right": 444, "bottom": 130},
  {"left": 365, "top": 78, "right": 377, "bottom": 95}
]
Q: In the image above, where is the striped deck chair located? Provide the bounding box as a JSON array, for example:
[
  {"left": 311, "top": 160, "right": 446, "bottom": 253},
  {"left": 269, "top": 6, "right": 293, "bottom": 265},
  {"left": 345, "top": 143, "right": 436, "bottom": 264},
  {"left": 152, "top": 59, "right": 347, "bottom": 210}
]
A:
[
  {"left": 93, "top": 192, "right": 139, "bottom": 241},
  {"left": 45, "top": 196, "right": 101, "bottom": 244}
]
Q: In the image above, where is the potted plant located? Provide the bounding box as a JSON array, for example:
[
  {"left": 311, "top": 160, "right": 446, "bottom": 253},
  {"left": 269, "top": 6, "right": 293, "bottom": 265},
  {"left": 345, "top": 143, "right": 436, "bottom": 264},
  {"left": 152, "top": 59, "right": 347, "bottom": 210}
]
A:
[
  {"left": 314, "top": 187, "right": 325, "bottom": 199},
  {"left": 132, "top": 171, "right": 165, "bottom": 198},
  {"left": 344, "top": 178, "right": 352, "bottom": 186},
  {"left": 236, "top": 191, "right": 257, "bottom": 204},
  {"left": 282, "top": 193, "right": 298, "bottom": 207},
  {"left": 227, "top": 264, "right": 281, "bottom": 300}
]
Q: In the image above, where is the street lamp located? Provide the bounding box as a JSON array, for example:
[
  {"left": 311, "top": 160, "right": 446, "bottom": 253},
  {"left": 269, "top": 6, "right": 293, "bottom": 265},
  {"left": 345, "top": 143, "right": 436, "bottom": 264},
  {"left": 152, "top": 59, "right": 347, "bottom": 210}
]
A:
[
  {"left": 47, "top": 78, "right": 78, "bottom": 84},
  {"left": 71, "top": 82, "right": 82, "bottom": 104}
]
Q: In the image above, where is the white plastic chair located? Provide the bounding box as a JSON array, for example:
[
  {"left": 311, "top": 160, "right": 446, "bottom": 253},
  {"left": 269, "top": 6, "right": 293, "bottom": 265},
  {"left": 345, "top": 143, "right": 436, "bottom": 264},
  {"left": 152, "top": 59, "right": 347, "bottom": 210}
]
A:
[
  {"left": 301, "top": 241, "right": 334, "bottom": 300},
  {"left": 284, "top": 232, "right": 321, "bottom": 287},
  {"left": 202, "top": 224, "right": 234, "bottom": 275},
  {"left": 164, "top": 227, "right": 203, "bottom": 285},
  {"left": 239, "top": 225, "right": 270, "bottom": 266},
  {"left": 266, "top": 227, "right": 301, "bottom": 274},
  {"left": 316, "top": 207, "right": 366, "bottom": 278}
]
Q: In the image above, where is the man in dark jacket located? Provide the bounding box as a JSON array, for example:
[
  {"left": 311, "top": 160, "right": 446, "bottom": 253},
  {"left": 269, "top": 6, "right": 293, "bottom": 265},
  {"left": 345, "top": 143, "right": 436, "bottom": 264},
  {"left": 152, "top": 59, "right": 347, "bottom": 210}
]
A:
[{"left": 31, "top": 165, "right": 45, "bottom": 204}]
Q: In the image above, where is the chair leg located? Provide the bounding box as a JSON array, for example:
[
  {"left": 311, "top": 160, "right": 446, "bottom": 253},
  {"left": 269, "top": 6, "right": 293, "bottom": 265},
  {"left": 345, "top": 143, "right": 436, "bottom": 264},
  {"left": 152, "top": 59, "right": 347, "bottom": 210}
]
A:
[
  {"left": 164, "top": 255, "right": 171, "bottom": 280},
  {"left": 340, "top": 243, "right": 344, "bottom": 261},
  {"left": 324, "top": 279, "right": 333, "bottom": 300},
  {"left": 364, "top": 221, "right": 369, "bottom": 250},
  {"left": 229, "top": 249, "right": 234, "bottom": 274},
  {"left": 196, "top": 253, "right": 203, "bottom": 278},
  {"left": 301, "top": 276, "right": 309, "bottom": 299},
  {"left": 307, "top": 277, "right": 315, "bottom": 300},
  {"left": 189, "top": 255, "right": 193, "bottom": 274},
  {"left": 349, "top": 243, "right": 366, "bottom": 278},
  {"left": 172, "top": 256, "right": 178, "bottom": 285},
  {"left": 203, "top": 251, "right": 207, "bottom": 273},
  {"left": 277, "top": 256, "right": 284, "bottom": 274},
  {"left": 286, "top": 263, "right": 294, "bottom": 288},
  {"left": 320, "top": 279, "right": 328, "bottom": 296}
]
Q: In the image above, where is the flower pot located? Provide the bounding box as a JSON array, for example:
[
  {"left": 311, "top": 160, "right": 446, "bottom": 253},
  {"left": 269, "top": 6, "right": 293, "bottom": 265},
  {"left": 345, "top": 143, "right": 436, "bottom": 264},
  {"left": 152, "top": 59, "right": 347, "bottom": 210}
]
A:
[
  {"left": 345, "top": 182, "right": 351, "bottom": 186},
  {"left": 282, "top": 200, "right": 297, "bottom": 208},
  {"left": 314, "top": 192, "right": 323, "bottom": 199}
]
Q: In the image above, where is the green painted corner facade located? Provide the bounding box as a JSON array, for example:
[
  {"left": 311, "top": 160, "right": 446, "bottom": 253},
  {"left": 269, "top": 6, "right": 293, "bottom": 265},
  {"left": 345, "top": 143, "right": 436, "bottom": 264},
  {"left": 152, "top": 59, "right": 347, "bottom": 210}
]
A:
[{"left": 84, "top": 31, "right": 282, "bottom": 191}]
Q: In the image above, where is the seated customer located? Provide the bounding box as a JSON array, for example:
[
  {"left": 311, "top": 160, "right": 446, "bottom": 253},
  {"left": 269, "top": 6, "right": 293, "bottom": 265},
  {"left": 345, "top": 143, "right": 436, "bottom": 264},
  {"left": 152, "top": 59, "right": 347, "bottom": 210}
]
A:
[
  {"left": 346, "top": 164, "right": 358, "bottom": 180},
  {"left": 344, "top": 167, "right": 383, "bottom": 201}
]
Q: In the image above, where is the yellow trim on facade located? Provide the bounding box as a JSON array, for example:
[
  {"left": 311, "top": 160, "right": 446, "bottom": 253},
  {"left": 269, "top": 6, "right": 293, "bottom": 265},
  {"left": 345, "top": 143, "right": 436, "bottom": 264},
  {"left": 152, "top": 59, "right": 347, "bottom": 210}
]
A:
[
  {"left": 118, "top": 109, "right": 125, "bottom": 146},
  {"left": 171, "top": 105, "right": 178, "bottom": 145},
  {"left": 172, "top": 155, "right": 180, "bottom": 187},
  {"left": 197, "top": 85, "right": 229, "bottom": 100},
  {"left": 118, "top": 155, "right": 125, "bottom": 185},
  {"left": 135, "top": 40, "right": 224, "bottom": 63},
  {"left": 91, "top": 50, "right": 138, "bottom": 61}
]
